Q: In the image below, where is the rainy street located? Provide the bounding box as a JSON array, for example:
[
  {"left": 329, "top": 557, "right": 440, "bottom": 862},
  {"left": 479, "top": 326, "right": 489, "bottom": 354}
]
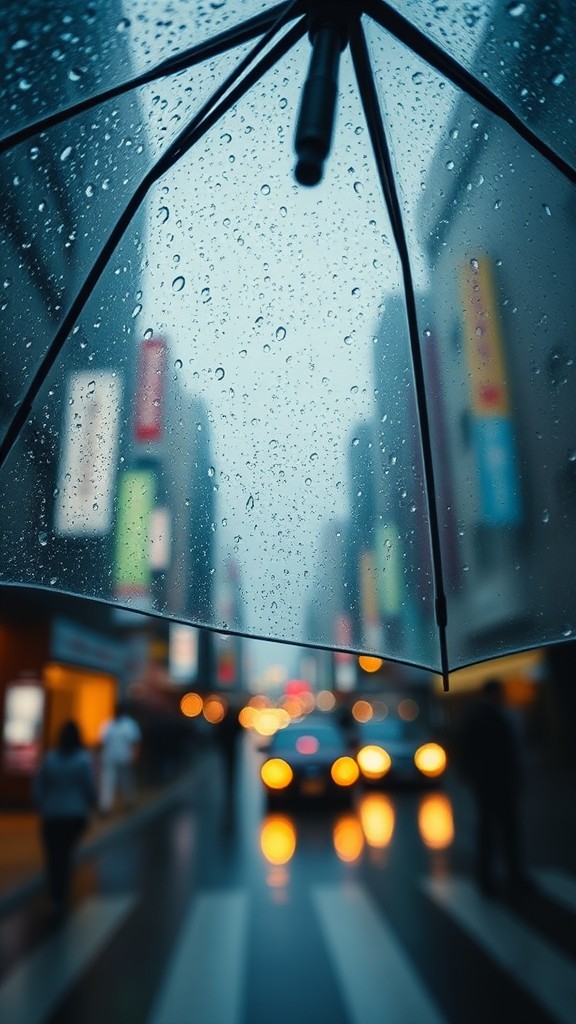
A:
[{"left": 1, "top": 724, "right": 576, "bottom": 1024}]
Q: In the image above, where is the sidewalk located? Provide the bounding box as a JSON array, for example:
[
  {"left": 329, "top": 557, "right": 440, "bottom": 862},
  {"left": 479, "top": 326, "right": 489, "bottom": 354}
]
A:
[{"left": 0, "top": 768, "right": 199, "bottom": 916}]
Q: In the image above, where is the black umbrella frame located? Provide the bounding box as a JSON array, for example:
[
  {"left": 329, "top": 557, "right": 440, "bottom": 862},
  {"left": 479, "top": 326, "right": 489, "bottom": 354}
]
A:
[{"left": 0, "top": 0, "right": 574, "bottom": 689}]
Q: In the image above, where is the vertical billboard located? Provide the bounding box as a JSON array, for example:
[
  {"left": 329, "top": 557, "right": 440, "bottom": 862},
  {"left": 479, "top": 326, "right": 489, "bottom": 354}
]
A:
[
  {"left": 134, "top": 337, "right": 166, "bottom": 443},
  {"left": 114, "top": 468, "right": 156, "bottom": 601},
  {"left": 54, "top": 371, "right": 122, "bottom": 536},
  {"left": 460, "top": 257, "right": 521, "bottom": 525}
]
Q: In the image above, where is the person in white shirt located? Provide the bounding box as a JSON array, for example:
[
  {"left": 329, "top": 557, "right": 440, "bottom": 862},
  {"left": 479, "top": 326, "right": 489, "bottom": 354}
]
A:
[{"left": 98, "top": 703, "right": 141, "bottom": 814}]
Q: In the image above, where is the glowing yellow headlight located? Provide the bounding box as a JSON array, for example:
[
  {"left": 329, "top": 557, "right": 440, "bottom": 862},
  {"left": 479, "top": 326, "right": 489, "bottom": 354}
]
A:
[
  {"left": 356, "top": 744, "right": 392, "bottom": 780},
  {"left": 261, "top": 758, "right": 294, "bottom": 790},
  {"left": 331, "top": 756, "right": 360, "bottom": 787},
  {"left": 414, "top": 742, "right": 447, "bottom": 778}
]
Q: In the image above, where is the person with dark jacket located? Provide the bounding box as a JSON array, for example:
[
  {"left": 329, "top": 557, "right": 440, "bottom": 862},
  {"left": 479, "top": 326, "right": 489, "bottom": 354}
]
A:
[
  {"left": 459, "top": 678, "right": 527, "bottom": 896},
  {"left": 33, "top": 720, "right": 96, "bottom": 916}
]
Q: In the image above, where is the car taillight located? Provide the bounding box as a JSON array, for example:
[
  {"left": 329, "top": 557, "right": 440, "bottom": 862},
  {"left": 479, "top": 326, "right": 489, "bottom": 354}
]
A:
[
  {"left": 261, "top": 758, "right": 293, "bottom": 789},
  {"left": 331, "top": 756, "right": 360, "bottom": 787},
  {"left": 356, "top": 744, "right": 392, "bottom": 780},
  {"left": 414, "top": 742, "right": 447, "bottom": 778}
]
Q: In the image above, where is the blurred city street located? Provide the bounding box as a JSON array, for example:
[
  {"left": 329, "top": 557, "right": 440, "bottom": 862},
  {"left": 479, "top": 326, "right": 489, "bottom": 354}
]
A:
[{"left": 1, "top": 725, "right": 576, "bottom": 1024}]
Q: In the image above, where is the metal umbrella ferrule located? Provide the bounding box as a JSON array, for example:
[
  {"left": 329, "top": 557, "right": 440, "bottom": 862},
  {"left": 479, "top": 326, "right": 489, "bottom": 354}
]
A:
[{"left": 293, "top": 5, "right": 351, "bottom": 186}]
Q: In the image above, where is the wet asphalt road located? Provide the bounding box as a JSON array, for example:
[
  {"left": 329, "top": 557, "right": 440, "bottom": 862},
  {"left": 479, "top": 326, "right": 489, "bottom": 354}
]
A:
[{"left": 1, "top": 733, "right": 576, "bottom": 1024}]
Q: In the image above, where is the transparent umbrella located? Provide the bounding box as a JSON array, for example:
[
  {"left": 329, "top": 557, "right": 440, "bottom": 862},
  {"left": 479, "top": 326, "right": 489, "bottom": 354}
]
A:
[{"left": 0, "top": 0, "right": 574, "bottom": 688}]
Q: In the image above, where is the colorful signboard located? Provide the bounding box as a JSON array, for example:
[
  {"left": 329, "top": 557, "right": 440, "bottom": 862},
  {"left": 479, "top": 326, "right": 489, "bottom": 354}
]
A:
[
  {"left": 114, "top": 468, "right": 156, "bottom": 599},
  {"left": 55, "top": 371, "right": 122, "bottom": 536},
  {"left": 460, "top": 257, "right": 521, "bottom": 525},
  {"left": 134, "top": 338, "right": 166, "bottom": 443}
]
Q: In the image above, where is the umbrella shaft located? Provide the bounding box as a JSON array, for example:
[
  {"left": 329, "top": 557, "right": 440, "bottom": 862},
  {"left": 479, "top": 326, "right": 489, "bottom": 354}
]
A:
[{"left": 294, "top": 25, "right": 345, "bottom": 185}]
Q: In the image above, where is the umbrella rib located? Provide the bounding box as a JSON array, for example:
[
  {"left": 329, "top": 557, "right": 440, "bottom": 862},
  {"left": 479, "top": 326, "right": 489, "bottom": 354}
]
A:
[
  {"left": 364, "top": 0, "right": 576, "bottom": 186},
  {"left": 0, "top": 1, "right": 304, "bottom": 156},
  {"left": 350, "top": 20, "right": 450, "bottom": 691},
  {"left": 0, "top": 20, "right": 306, "bottom": 478}
]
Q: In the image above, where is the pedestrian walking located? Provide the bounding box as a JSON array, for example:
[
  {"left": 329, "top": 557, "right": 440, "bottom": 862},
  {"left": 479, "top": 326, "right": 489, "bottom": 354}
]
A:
[
  {"left": 33, "top": 719, "right": 96, "bottom": 918},
  {"left": 98, "top": 703, "right": 141, "bottom": 814},
  {"left": 459, "top": 677, "right": 528, "bottom": 896}
]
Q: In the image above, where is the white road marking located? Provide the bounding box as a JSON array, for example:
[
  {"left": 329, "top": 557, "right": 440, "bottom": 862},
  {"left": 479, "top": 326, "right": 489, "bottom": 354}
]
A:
[
  {"left": 424, "top": 876, "right": 576, "bottom": 1024},
  {"left": 534, "top": 867, "right": 576, "bottom": 916},
  {"left": 0, "top": 895, "right": 135, "bottom": 1024},
  {"left": 312, "top": 883, "right": 446, "bottom": 1024},
  {"left": 149, "top": 889, "right": 248, "bottom": 1024}
]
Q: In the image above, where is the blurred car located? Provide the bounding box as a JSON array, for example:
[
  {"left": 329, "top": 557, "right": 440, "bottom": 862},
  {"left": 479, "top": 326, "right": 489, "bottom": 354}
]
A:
[
  {"left": 354, "top": 716, "right": 447, "bottom": 787},
  {"left": 259, "top": 716, "right": 359, "bottom": 805}
]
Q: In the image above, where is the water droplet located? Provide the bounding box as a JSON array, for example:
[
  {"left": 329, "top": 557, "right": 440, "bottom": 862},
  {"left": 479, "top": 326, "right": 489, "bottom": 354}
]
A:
[
  {"left": 275, "top": 326, "right": 286, "bottom": 341},
  {"left": 550, "top": 72, "right": 565, "bottom": 87},
  {"left": 174, "top": 359, "right": 183, "bottom": 370},
  {"left": 131, "top": 304, "right": 142, "bottom": 318},
  {"left": 412, "top": 71, "right": 423, "bottom": 85},
  {"left": 172, "top": 276, "right": 185, "bottom": 292},
  {"left": 260, "top": 183, "right": 271, "bottom": 196},
  {"left": 446, "top": 160, "right": 455, "bottom": 170},
  {"left": 50, "top": 577, "right": 58, "bottom": 586},
  {"left": 239, "top": 349, "right": 247, "bottom": 358},
  {"left": 562, "top": 626, "right": 573, "bottom": 638},
  {"left": 568, "top": 450, "right": 576, "bottom": 463},
  {"left": 449, "top": 128, "right": 459, "bottom": 139},
  {"left": 207, "top": 466, "right": 215, "bottom": 478},
  {"left": 68, "top": 67, "right": 83, "bottom": 82},
  {"left": 542, "top": 508, "right": 550, "bottom": 524},
  {"left": 351, "top": 287, "right": 360, "bottom": 297},
  {"left": 85, "top": 184, "right": 95, "bottom": 198},
  {"left": 60, "top": 146, "right": 73, "bottom": 162},
  {"left": 12, "top": 39, "right": 29, "bottom": 51},
  {"left": 352, "top": 438, "right": 359, "bottom": 447},
  {"left": 116, "top": 17, "right": 131, "bottom": 31},
  {"left": 353, "top": 181, "right": 362, "bottom": 195},
  {"left": 18, "top": 79, "right": 32, "bottom": 91},
  {"left": 215, "top": 367, "right": 225, "bottom": 381},
  {"left": 470, "top": 257, "right": 479, "bottom": 271},
  {"left": 507, "top": 1, "right": 526, "bottom": 14},
  {"left": 38, "top": 532, "right": 48, "bottom": 547},
  {"left": 201, "top": 287, "right": 211, "bottom": 303},
  {"left": 542, "top": 203, "right": 552, "bottom": 216},
  {"left": 246, "top": 495, "right": 255, "bottom": 511},
  {"left": 158, "top": 206, "right": 169, "bottom": 224}
]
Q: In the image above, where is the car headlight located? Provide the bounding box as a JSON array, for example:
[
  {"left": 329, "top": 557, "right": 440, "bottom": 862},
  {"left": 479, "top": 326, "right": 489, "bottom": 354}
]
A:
[
  {"left": 413, "top": 742, "right": 447, "bottom": 778},
  {"left": 356, "top": 744, "right": 392, "bottom": 780},
  {"left": 261, "top": 758, "right": 293, "bottom": 789},
  {"left": 331, "top": 756, "right": 360, "bottom": 787}
]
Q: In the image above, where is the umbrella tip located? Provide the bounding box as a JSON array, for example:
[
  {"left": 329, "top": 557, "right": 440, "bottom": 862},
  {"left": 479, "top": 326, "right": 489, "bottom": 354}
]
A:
[{"left": 294, "top": 146, "right": 324, "bottom": 186}]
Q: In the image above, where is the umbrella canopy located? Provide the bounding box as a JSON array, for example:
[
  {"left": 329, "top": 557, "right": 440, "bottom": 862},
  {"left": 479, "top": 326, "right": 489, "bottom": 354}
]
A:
[{"left": 0, "top": 0, "right": 574, "bottom": 688}]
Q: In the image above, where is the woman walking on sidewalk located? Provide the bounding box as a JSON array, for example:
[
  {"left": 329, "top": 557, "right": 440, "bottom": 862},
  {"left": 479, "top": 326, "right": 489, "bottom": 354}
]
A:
[{"left": 33, "top": 720, "right": 96, "bottom": 918}]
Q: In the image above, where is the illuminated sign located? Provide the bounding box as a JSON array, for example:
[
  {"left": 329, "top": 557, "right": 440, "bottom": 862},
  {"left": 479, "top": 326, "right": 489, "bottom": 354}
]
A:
[
  {"left": 55, "top": 371, "right": 122, "bottom": 536},
  {"left": 114, "top": 469, "right": 156, "bottom": 598},
  {"left": 134, "top": 338, "right": 166, "bottom": 443},
  {"left": 3, "top": 684, "right": 44, "bottom": 774},
  {"left": 169, "top": 624, "right": 199, "bottom": 684}
]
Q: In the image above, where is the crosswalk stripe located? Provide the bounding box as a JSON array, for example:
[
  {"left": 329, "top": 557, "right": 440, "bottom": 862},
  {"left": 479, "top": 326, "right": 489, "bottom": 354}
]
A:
[
  {"left": 0, "top": 895, "right": 135, "bottom": 1024},
  {"left": 312, "top": 883, "right": 447, "bottom": 1024},
  {"left": 534, "top": 867, "right": 576, "bottom": 916},
  {"left": 424, "top": 876, "right": 576, "bottom": 1024},
  {"left": 149, "top": 889, "right": 248, "bottom": 1024}
]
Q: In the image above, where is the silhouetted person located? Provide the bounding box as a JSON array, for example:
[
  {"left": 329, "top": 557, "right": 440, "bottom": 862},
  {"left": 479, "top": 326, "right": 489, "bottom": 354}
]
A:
[
  {"left": 215, "top": 705, "right": 242, "bottom": 800},
  {"left": 33, "top": 720, "right": 96, "bottom": 917},
  {"left": 459, "top": 678, "right": 527, "bottom": 896}
]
